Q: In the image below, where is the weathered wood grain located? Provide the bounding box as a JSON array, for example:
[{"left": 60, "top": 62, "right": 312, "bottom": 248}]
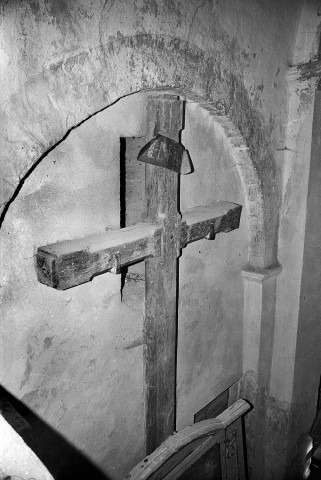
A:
[
  {"left": 144, "top": 94, "right": 183, "bottom": 454},
  {"left": 181, "top": 202, "right": 242, "bottom": 247},
  {"left": 35, "top": 201, "right": 241, "bottom": 290},
  {"left": 123, "top": 136, "right": 146, "bottom": 277},
  {"left": 123, "top": 136, "right": 146, "bottom": 226},
  {"left": 36, "top": 223, "right": 161, "bottom": 290},
  {"left": 123, "top": 399, "right": 250, "bottom": 480}
]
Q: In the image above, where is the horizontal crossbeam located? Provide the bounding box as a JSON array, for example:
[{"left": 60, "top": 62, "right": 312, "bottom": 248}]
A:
[
  {"left": 36, "top": 201, "right": 241, "bottom": 290},
  {"left": 36, "top": 223, "right": 162, "bottom": 290},
  {"left": 181, "top": 201, "right": 242, "bottom": 247}
]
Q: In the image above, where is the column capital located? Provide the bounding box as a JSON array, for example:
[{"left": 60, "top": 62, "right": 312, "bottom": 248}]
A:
[{"left": 241, "top": 262, "right": 282, "bottom": 282}]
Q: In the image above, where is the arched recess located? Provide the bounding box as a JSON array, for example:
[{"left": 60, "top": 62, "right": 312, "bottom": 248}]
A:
[
  {"left": 0, "top": 34, "right": 264, "bottom": 267},
  {"left": 0, "top": 89, "right": 249, "bottom": 478}
]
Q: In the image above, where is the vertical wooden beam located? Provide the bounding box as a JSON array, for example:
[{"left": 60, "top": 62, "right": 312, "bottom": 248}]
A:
[
  {"left": 123, "top": 136, "right": 146, "bottom": 277},
  {"left": 123, "top": 137, "right": 146, "bottom": 228},
  {"left": 144, "top": 94, "right": 183, "bottom": 454}
]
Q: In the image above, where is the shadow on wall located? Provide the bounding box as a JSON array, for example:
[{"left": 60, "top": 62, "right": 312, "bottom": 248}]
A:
[{"left": 0, "top": 385, "right": 111, "bottom": 480}]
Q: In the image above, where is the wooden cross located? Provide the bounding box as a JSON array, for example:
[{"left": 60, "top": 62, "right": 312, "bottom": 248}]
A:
[{"left": 36, "top": 95, "right": 242, "bottom": 455}]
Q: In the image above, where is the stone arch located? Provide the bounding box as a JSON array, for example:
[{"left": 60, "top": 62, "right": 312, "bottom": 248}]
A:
[
  {"left": 0, "top": 34, "right": 264, "bottom": 266},
  {"left": 194, "top": 106, "right": 263, "bottom": 267}
]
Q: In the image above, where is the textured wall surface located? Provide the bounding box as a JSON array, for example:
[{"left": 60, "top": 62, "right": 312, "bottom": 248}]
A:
[
  {"left": 177, "top": 102, "right": 248, "bottom": 429},
  {"left": 2, "top": 0, "right": 321, "bottom": 479},
  {"left": 0, "top": 90, "right": 248, "bottom": 478},
  {"left": 285, "top": 89, "right": 321, "bottom": 478},
  {"left": 0, "top": 0, "right": 302, "bottom": 266},
  {"left": 0, "top": 94, "right": 147, "bottom": 478}
]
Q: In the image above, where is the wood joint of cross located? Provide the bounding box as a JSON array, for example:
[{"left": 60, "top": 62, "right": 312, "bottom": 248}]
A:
[
  {"left": 35, "top": 202, "right": 241, "bottom": 290},
  {"left": 34, "top": 94, "right": 243, "bottom": 460}
]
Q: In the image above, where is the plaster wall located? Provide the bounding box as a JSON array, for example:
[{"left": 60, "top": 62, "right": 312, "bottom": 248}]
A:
[
  {"left": 0, "top": 0, "right": 302, "bottom": 268},
  {"left": 0, "top": 0, "right": 315, "bottom": 478},
  {"left": 258, "top": 5, "right": 321, "bottom": 477},
  {"left": 177, "top": 102, "right": 248, "bottom": 429},
  {"left": 0, "top": 94, "right": 147, "bottom": 479},
  {"left": 0, "top": 93, "right": 248, "bottom": 478},
  {"left": 285, "top": 90, "right": 321, "bottom": 476},
  {"left": 270, "top": 0, "right": 321, "bottom": 403}
]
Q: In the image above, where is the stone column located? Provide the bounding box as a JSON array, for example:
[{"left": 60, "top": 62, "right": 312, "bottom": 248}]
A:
[
  {"left": 242, "top": 53, "right": 320, "bottom": 480},
  {"left": 270, "top": 68, "right": 319, "bottom": 480},
  {"left": 241, "top": 263, "right": 282, "bottom": 479}
]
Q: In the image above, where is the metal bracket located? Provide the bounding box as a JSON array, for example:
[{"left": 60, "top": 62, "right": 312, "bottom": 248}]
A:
[{"left": 137, "top": 134, "right": 193, "bottom": 174}]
